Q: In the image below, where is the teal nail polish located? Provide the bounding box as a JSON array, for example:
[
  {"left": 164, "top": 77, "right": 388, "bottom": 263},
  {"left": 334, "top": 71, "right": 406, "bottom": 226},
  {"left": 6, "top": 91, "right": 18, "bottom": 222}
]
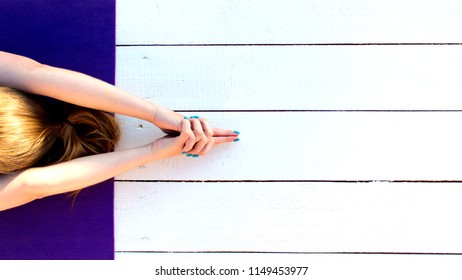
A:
[
  {"left": 187, "top": 154, "right": 193, "bottom": 157},
  {"left": 190, "top": 116, "right": 200, "bottom": 119},
  {"left": 192, "top": 154, "right": 200, "bottom": 158},
  {"left": 233, "top": 138, "right": 240, "bottom": 142},
  {"left": 183, "top": 116, "right": 188, "bottom": 120},
  {"left": 233, "top": 131, "right": 240, "bottom": 135},
  {"left": 182, "top": 152, "right": 187, "bottom": 155}
]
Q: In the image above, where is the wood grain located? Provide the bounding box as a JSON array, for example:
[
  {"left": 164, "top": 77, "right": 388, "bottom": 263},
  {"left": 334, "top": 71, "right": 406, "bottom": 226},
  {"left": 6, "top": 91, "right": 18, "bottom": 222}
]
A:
[
  {"left": 116, "top": 111, "right": 462, "bottom": 181},
  {"left": 114, "top": 0, "right": 462, "bottom": 258},
  {"left": 116, "top": 0, "right": 462, "bottom": 44},
  {"left": 116, "top": 45, "right": 462, "bottom": 111},
  {"left": 115, "top": 181, "right": 462, "bottom": 253}
]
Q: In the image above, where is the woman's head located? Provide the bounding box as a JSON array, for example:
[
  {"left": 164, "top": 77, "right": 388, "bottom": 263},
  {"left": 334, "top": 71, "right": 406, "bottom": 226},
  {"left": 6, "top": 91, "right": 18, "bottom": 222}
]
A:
[{"left": 0, "top": 86, "right": 120, "bottom": 174}]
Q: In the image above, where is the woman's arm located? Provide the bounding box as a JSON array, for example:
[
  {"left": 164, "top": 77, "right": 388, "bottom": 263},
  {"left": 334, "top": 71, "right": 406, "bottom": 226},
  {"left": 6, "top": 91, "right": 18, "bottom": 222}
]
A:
[
  {"left": 0, "top": 119, "right": 215, "bottom": 211},
  {"left": 0, "top": 144, "right": 154, "bottom": 211},
  {"left": 0, "top": 119, "right": 238, "bottom": 211},
  {"left": 0, "top": 51, "right": 182, "bottom": 130},
  {"left": 0, "top": 51, "right": 239, "bottom": 154}
]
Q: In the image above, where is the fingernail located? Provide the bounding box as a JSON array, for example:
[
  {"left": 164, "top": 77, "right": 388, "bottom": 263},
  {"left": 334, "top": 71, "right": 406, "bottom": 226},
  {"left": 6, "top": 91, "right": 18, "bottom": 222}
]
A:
[
  {"left": 187, "top": 154, "right": 193, "bottom": 157},
  {"left": 233, "top": 131, "right": 240, "bottom": 135},
  {"left": 192, "top": 154, "right": 200, "bottom": 158},
  {"left": 182, "top": 152, "right": 187, "bottom": 155},
  {"left": 183, "top": 116, "right": 188, "bottom": 120},
  {"left": 190, "top": 116, "right": 200, "bottom": 119},
  {"left": 233, "top": 138, "right": 240, "bottom": 142}
]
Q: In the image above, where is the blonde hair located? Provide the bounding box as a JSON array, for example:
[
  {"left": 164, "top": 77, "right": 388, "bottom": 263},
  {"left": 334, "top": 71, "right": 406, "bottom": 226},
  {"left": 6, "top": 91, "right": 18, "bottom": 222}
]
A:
[{"left": 0, "top": 86, "right": 120, "bottom": 175}]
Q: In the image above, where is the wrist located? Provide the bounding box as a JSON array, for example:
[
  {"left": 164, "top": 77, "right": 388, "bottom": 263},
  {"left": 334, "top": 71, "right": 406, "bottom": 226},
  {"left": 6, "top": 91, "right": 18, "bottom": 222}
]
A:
[
  {"left": 144, "top": 143, "right": 160, "bottom": 162},
  {"left": 151, "top": 105, "right": 184, "bottom": 133},
  {"left": 147, "top": 100, "right": 161, "bottom": 124}
]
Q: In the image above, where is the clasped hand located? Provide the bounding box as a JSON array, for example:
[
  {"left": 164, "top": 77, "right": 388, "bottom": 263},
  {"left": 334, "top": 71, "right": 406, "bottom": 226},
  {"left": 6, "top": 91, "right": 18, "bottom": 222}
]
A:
[{"left": 150, "top": 111, "right": 239, "bottom": 160}]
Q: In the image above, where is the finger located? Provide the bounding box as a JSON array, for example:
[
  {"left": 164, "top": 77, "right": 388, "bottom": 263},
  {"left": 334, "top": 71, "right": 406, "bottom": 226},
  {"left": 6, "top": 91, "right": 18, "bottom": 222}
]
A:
[
  {"left": 189, "top": 118, "right": 206, "bottom": 143},
  {"left": 180, "top": 118, "right": 196, "bottom": 152},
  {"left": 186, "top": 118, "right": 207, "bottom": 154},
  {"left": 213, "top": 128, "right": 240, "bottom": 137},
  {"left": 188, "top": 137, "right": 209, "bottom": 155},
  {"left": 213, "top": 135, "right": 240, "bottom": 145},
  {"left": 197, "top": 133, "right": 239, "bottom": 155},
  {"left": 197, "top": 137, "right": 215, "bottom": 156},
  {"left": 189, "top": 119, "right": 211, "bottom": 155},
  {"left": 174, "top": 119, "right": 188, "bottom": 150},
  {"left": 194, "top": 119, "right": 214, "bottom": 155},
  {"left": 199, "top": 118, "right": 214, "bottom": 139}
]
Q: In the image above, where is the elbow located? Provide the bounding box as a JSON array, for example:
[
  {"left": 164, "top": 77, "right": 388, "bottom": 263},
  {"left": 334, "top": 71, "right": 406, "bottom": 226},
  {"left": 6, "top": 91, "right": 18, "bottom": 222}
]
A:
[
  {"left": 20, "top": 182, "right": 46, "bottom": 201},
  {"left": 0, "top": 170, "right": 46, "bottom": 211},
  {"left": 21, "top": 63, "right": 52, "bottom": 92},
  {"left": 18, "top": 169, "right": 51, "bottom": 200}
]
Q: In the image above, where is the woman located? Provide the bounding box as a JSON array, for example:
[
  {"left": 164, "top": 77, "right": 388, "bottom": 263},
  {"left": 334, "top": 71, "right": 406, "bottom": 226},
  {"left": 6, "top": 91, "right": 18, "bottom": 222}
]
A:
[{"left": 0, "top": 51, "right": 239, "bottom": 211}]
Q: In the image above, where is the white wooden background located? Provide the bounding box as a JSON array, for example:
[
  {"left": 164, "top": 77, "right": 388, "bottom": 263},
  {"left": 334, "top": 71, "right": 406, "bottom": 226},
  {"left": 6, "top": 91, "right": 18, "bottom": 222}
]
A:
[{"left": 114, "top": 0, "right": 462, "bottom": 259}]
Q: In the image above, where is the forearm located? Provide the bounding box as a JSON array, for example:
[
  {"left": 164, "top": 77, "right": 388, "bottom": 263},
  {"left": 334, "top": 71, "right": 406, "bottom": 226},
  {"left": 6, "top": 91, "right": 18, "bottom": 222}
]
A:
[
  {"left": 1, "top": 51, "right": 185, "bottom": 132},
  {"left": 0, "top": 144, "right": 156, "bottom": 211},
  {"left": 0, "top": 51, "right": 161, "bottom": 122},
  {"left": 22, "top": 144, "right": 155, "bottom": 199},
  {"left": 0, "top": 119, "right": 194, "bottom": 211},
  {"left": 26, "top": 64, "right": 160, "bottom": 122}
]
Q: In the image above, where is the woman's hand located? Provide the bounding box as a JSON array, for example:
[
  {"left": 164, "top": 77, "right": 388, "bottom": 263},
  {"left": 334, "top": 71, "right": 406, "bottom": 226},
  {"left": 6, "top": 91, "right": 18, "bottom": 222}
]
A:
[
  {"left": 150, "top": 118, "right": 240, "bottom": 160},
  {"left": 150, "top": 118, "right": 193, "bottom": 160},
  {"left": 186, "top": 116, "right": 239, "bottom": 156}
]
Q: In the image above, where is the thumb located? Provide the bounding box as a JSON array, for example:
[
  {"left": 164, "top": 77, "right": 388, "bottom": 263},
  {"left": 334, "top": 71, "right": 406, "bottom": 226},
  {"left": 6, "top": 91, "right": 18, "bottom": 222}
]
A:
[{"left": 175, "top": 118, "right": 195, "bottom": 152}]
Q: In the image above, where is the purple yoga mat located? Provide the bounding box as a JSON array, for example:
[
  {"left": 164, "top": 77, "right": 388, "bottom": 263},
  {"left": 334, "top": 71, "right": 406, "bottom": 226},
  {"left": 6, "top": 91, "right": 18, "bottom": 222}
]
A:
[{"left": 0, "top": 0, "right": 115, "bottom": 259}]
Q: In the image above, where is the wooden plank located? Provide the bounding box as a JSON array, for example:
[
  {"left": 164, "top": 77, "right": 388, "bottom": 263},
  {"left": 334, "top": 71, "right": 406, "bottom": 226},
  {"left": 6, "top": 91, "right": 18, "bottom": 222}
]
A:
[
  {"left": 114, "top": 181, "right": 462, "bottom": 253},
  {"left": 116, "top": 0, "right": 462, "bottom": 44},
  {"left": 116, "top": 46, "right": 462, "bottom": 111},
  {"left": 115, "top": 111, "right": 462, "bottom": 181}
]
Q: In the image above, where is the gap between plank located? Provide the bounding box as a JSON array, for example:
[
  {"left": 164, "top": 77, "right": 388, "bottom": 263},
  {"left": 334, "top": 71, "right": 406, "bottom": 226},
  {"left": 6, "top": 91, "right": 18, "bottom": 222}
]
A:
[
  {"left": 117, "top": 43, "right": 462, "bottom": 47},
  {"left": 115, "top": 251, "right": 462, "bottom": 256},
  {"left": 114, "top": 180, "right": 462, "bottom": 183},
  {"left": 175, "top": 110, "right": 462, "bottom": 113}
]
